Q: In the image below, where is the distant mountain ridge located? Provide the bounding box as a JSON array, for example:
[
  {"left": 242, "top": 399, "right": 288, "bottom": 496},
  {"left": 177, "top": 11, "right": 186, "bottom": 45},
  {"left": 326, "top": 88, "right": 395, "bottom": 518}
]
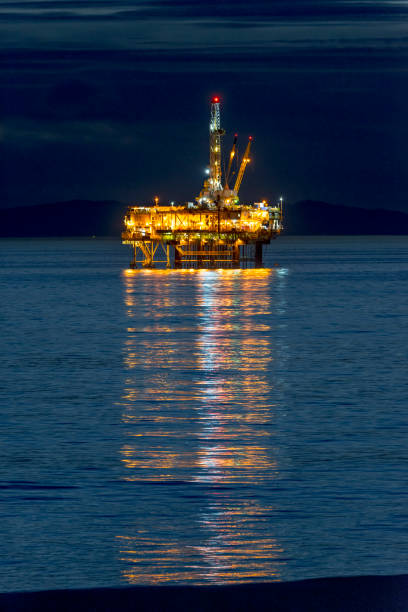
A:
[
  {"left": 284, "top": 200, "right": 408, "bottom": 235},
  {"left": 0, "top": 199, "right": 407, "bottom": 237},
  {"left": 0, "top": 200, "right": 127, "bottom": 237}
]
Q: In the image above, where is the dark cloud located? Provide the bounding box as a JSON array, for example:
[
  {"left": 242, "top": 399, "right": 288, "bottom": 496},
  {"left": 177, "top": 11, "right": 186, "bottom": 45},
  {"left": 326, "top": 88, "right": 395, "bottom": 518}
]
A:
[
  {"left": 0, "top": 10, "right": 147, "bottom": 22},
  {"left": 1, "top": 0, "right": 408, "bottom": 20},
  {"left": 0, "top": 0, "right": 407, "bottom": 212},
  {"left": 147, "top": 0, "right": 408, "bottom": 20},
  {"left": 0, "top": 0, "right": 405, "bottom": 56}
]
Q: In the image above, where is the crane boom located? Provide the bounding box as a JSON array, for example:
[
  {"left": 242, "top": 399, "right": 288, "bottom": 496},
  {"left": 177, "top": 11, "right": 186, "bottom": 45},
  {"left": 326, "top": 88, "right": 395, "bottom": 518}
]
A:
[
  {"left": 233, "top": 137, "right": 252, "bottom": 194},
  {"left": 225, "top": 133, "right": 238, "bottom": 189}
]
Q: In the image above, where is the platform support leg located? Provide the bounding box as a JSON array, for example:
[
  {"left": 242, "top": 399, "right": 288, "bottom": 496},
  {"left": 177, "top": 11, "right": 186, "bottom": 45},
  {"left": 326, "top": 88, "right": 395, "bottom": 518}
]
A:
[
  {"left": 233, "top": 242, "right": 240, "bottom": 267},
  {"left": 130, "top": 242, "right": 137, "bottom": 268},
  {"left": 175, "top": 247, "right": 181, "bottom": 268},
  {"left": 140, "top": 242, "right": 153, "bottom": 268},
  {"left": 255, "top": 242, "right": 263, "bottom": 267}
]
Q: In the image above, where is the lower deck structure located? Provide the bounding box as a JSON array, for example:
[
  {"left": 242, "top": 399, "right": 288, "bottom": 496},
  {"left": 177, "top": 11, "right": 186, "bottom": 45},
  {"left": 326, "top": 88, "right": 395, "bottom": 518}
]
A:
[{"left": 122, "top": 202, "right": 282, "bottom": 268}]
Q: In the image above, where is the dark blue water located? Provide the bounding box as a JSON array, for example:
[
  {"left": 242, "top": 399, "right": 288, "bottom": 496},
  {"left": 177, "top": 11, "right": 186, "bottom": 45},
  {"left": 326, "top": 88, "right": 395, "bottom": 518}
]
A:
[{"left": 0, "top": 236, "right": 407, "bottom": 592}]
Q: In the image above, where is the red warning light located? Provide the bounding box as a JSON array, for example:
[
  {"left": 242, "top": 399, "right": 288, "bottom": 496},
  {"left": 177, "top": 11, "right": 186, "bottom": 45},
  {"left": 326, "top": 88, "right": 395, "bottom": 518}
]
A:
[
  {"left": 249, "top": 136, "right": 253, "bottom": 140},
  {"left": 212, "top": 96, "right": 220, "bottom": 103}
]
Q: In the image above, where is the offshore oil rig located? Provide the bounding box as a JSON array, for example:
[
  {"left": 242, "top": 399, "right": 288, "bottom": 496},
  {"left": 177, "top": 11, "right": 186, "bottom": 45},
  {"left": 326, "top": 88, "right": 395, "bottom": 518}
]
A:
[{"left": 122, "top": 97, "right": 283, "bottom": 268}]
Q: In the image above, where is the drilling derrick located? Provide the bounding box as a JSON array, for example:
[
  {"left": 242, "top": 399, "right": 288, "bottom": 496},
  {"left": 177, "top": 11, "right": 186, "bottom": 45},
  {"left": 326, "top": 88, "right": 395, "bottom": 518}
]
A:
[
  {"left": 209, "top": 96, "right": 225, "bottom": 195},
  {"left": 122, "top": 96, "right": 283, "bottom": 268}
]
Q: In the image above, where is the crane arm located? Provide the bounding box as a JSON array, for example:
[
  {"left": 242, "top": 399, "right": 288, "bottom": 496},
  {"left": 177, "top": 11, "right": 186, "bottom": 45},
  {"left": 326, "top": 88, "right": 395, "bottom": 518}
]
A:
[
  {"left": 225, "top": 134, "right": 238, "bottom": 189},
  {"left": 233, "top": 137, "right": 252, "bottom": 194}
]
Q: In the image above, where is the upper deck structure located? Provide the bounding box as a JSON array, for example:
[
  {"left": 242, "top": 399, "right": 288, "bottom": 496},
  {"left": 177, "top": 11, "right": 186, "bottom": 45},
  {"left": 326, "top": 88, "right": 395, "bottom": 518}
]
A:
[{"left": 122, "top": 97, "right": 283, "bottom": 268}]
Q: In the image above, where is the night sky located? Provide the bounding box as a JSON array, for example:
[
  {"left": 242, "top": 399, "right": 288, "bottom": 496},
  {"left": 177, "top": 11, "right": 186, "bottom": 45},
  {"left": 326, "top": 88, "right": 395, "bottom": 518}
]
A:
[{"left": 1, "top": 0, "right": 407, "bottom": 211}]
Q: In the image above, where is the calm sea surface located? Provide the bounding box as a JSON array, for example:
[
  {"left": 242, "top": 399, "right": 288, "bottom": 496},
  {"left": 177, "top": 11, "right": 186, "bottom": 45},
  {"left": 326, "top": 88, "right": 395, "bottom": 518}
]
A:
[{"left": 0, "top": 236, "right": 407, "bottom": 592}]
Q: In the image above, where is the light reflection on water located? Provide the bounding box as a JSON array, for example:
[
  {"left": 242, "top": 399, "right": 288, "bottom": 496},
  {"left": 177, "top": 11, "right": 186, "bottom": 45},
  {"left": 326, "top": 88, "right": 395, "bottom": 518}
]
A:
[
  {"left": 2, "top": 237, "right": 408, "bottom": 591},
  {"left": 118, "top": 268, "right": 286, "bottom": 584}
]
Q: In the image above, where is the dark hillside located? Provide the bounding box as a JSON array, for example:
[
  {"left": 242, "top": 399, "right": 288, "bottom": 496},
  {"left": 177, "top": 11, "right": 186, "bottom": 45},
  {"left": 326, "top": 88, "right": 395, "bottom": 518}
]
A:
[
  {"left": 0, "top": 200, "right": 127, "bottom": 237},
  {"left": 1, "top": 199, "right": 407, "bottom": 237},
  {"left": 283, "top": 200, "right": 408, "bottom": 235}
]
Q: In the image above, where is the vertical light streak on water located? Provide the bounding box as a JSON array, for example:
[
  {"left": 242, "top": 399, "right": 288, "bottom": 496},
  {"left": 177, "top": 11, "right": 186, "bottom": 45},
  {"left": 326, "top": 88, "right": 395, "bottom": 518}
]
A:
[
  {"left": 193, "top": 270, "right": 282, "bottom": 582},
  {"left": 117, "top": 268, "right": 286, "bottom": 584}
]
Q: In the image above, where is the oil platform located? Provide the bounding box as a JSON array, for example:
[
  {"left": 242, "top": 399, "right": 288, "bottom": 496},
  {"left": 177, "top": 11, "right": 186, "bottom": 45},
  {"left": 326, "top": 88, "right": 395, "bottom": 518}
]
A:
[{"left": 122, "top": 97, "right": 283, "bottom": 268}]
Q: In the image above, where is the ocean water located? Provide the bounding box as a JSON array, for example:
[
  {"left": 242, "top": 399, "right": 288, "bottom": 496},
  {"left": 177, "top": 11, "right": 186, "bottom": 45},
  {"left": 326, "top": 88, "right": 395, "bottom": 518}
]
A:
[{"left": 0, "top": 236, "right": 407, "bottom": 593}]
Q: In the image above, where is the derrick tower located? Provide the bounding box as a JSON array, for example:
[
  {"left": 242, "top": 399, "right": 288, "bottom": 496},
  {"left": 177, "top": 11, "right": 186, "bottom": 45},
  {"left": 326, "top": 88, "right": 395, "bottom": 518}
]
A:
[
  {"left": 209, "top": 96, "right": 225, "bottom": 195},
  {"left": 122, "top": 96, "right": 283, "bottom": 268}
]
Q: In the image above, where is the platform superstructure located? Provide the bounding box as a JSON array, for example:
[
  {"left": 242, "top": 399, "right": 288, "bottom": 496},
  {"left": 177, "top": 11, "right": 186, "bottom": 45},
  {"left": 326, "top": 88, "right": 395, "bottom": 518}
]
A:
[{"left": 122, "top": 97, "right": 282, "bottom": 268}]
